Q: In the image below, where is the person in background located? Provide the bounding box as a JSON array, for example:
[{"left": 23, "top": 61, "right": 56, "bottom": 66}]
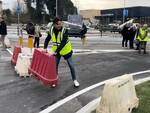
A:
[
  {"left": 134, "top": 23, "right": 141, "bottom": 50},
  {"left": 137, "top": 24, "right": 148, "bottom": 54},
  {"left": 80, "top": 23, "right": 88, "bottom": 46},
  {"left": 121, "top": 24, "right": 129, "bottom": 48},
  {"left": 26, "top": 22, "right": 35, "bottom": 36},
  {"left": 43, "top": 17, "right": 80, "bottom": 87},
  {"left": 128, "top": 23, "right": 136, "bottom": 49},
  {"left": 26, "top": 21, "right": 35, "bottom": 49},
  {"left": 0, "top": 17, "right": 7, "bottom": 48},
  {"left": 34, "top": 24, "right": 41, "bottom": 48}
]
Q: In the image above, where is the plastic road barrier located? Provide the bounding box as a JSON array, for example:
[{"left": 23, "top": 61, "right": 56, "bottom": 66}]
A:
[
  {"left": 96, "top": 74, "right": 139, "bottom": 113},
  {"left": 28, "top": 49, "right": 58, "bottom": 87},
  {"left": 11, "top": 46, "right": 22, "bottom": 65}
]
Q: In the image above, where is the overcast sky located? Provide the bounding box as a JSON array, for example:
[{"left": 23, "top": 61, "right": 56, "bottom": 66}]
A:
[{"left": 2, "top": 0, "right": 150, "bottom": 10}]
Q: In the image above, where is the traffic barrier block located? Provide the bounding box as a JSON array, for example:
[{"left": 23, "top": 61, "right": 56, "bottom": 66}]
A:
[
  {"left": 28, "top": 36, "right": 33, "bottom": 48},
  {"left": 11, "top": 46, "right": 21, "bottom": 65},
  {"left": 96, "top": 74, "right": 139, "bottom": 113},
  {"left": 22, "top": 47, "right": 34, "bottom": 56},
  {"left": 18, "top": 35, "right": 23, "bottom": 46},
  {"left": 15, "top": 53, "right": 32, "bottom": 77},
  {"left": 29, "top": 49, "right": 58, "bottom": 87}
]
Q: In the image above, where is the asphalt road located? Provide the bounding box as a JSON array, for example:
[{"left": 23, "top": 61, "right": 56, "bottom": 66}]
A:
[{"left": 0, "top": 31, "right": 150, "bottom": 113}]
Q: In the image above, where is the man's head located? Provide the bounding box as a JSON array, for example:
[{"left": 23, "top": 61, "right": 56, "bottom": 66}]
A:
[
  {"left": 142, "top": 24, "right": 148, "bottom": 30},
  {"left": 53, "top": 17, "right": 63, "bottom": 30}
]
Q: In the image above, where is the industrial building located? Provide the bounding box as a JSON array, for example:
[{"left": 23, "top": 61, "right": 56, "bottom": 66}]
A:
[{"left": 95, "top": 6, "right": 150, "bottom": 25}]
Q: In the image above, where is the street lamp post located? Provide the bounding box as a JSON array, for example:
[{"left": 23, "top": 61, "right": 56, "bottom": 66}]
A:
[
  {"left": 17, "top": 0, "right": 21, "bottom": 36},
  {"left": 56, "top": 0, "right": 58, "bottom": 17},
  {"left": 42, "top": 12, "right": 45, "bottom": 24},
  {"left": 123, "top": 0, "right": 125, "bottom": 23}
]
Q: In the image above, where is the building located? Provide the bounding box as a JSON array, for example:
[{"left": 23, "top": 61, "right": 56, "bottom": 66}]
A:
[
  {"left": 95, "top": 6, "right": 150, "bottom": 25},
  {"left": 80, "top": 9, "right": 101, "bottom": 26},
  {"left": 80, "top": 9, "right": 100, "bottom": 20}
]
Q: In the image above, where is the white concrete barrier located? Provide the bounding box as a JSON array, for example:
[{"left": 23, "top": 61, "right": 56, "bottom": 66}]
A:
[
  {"left": 15, "top": 53, "right": 32, "bottom": 77},
  {"left": 21, "top": 47, "right": 34, "bottom": 56},
  {"left": 96, "top": 74, "right": 139, "bottom": 113}
]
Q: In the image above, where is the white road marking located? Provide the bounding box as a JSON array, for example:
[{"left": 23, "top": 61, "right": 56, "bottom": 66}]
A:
[
  {"left": 7, "top": 48, "right": 135, "bottom": 56},
  {"left": 39, "top": 70, "right": 150, "bottom": 113},
  {"left": 6, "top": 48, "right": 13, "bottom": 56}
]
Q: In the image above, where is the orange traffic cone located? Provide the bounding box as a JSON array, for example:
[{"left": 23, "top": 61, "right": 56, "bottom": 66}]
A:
[
  {"left": 28, "top": 35, "right": 33, "bottom": 48},
  {"left": 18, "top": 35, "right": 23, "bottom": 46}
]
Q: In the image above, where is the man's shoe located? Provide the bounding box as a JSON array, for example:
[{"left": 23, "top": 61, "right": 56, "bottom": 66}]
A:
[{"left": 74, "top": 80, "right": 80, "bottom": 87}]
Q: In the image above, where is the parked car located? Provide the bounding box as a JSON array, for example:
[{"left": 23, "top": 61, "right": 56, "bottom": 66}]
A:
[
  {"left": 63, "top": 21, "right": 82, "bottom": 37},
  {"left": 46, "top": 21, "right": 89, "bottom": 38}
]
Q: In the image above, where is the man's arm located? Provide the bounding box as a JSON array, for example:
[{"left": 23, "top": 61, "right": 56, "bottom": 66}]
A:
[{"left": 44, "top": 33, "right": 51, "bottom": 49}]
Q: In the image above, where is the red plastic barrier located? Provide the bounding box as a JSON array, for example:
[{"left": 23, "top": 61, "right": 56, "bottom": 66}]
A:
[
  {"left": 11, "top": 46, "right": 21, "bottom": 65},
  {"left": 29, "top": 49, "right": 58, "bottom": 87}
]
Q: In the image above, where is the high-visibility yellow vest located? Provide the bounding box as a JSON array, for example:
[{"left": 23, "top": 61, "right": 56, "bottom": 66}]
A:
[
  {"left": 137, "top": 28, "right": 149, "bottom": 42},
  {"left": 50, "top": 27, "right": 72, "bottom": 56}
]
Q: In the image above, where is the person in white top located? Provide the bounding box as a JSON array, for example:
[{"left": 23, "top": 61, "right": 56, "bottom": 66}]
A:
[{"left": 34, "top": 24, "right": 41, "bottom": 48}]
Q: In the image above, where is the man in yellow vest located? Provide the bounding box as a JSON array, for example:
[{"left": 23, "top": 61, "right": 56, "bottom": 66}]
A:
[
  {"left": 137, "top": 24, "right": 148, "bottom": 54},
  {"left": 44, "top": 17, "right": 80, "bottom": 87}
]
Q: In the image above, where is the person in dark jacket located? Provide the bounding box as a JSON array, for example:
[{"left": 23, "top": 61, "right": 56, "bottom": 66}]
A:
[
  {"left": 43, "top": 17, "right": 80, "bottom": 87},
  {"left": 121, "top": 24, "right": 129, "bottom": 47},
  {"left": 128, "top": 25, "right": 136, "bottom": 49},
  {"left": 26, "top": 22, "right": 35, "bottom": 36},
  {"left": 0, "top": 17, "right": 7, "bottom": 48},
  {"left": 80, "top": 23, "right": 88, "bottom": 46},
  {"left": 26, "top": 22, "right": 35, "bottom": 48}
]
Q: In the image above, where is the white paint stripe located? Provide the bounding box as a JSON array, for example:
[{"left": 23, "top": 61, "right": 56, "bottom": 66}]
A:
[
  {"left": 135, "top": 76, "right": 150, "bottom": 85},
  {"left": 76, "top": 77, "right": 150, "bottom": 113},
  {"left": 7, "top": 48, "right": 134, "bottom": 56},
  {"left": 128, "top": 70, "right": 150, "bottom": 76},
  {"left": 73, "top": 49, "right": 134, "bottom": 55},
  {"left": 39, "top": 70, "right": 150, "bottom": 113},
  {"left": 76, "top": 97, "right": 101, "bottom": 113},
  {"left": 6, "top": 48, "right": 13, "bottom": 56}
]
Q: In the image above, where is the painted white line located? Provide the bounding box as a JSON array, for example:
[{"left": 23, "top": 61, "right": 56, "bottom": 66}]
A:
[
  {"left": 130, "top": 70, "right": 150, "bottom": 76},
  {"left": 7, "top": 48, "right": 135, "bottom": 56},
  {"left": 135, "top": 76, "right": 150, "bottom": 85},
  {"left": 40, "top": 81, "right": 106, "bottom": 113},
  {"left": 39, "top": 70, "right": 150, "bottom": 113},
  {"left": 73, "top": 49, "right": 135, "bottom": 55},
  {"left": 6, "top": 48, "right": 13, "bottom": 56},
  {"left": 76, "top": 97, "right": 101, "bottom": 113},
  {"left": 76, "top": 76, "right": 150, "bottom": 113}
]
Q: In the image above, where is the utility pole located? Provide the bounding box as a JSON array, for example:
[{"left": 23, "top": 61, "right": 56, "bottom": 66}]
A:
[
  {"left": 123, "top": 0, "right": 125, "bottom": 23},
  {"left": 56, "top": 0, "right": 58, "bottom": 17},
  {"left": 17, "top": 0, "right": 21, "bottom": 36}
]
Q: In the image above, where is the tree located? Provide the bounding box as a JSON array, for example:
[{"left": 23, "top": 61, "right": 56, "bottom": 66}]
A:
[
  {"left": 25, "top": 0, "right": 77, "bottom": 23},
  {"left": 45, "top": 0, "right": 77, "bottom": 20},
  {"left": 3, "top": 9, "right": 12, "bottom": 24}
]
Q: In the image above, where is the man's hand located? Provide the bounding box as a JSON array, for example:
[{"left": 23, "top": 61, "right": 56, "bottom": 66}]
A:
[{"left": 42, "top": 49, "right": 47, "bottom": 53}]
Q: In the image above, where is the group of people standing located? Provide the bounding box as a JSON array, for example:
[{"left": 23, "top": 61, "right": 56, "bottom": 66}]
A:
[
  {"left": 121, "top": 23, "right": 148, "bottom": 54},
  {"left": 26, "top": 22, "right": 42, "bottom": 48}
]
